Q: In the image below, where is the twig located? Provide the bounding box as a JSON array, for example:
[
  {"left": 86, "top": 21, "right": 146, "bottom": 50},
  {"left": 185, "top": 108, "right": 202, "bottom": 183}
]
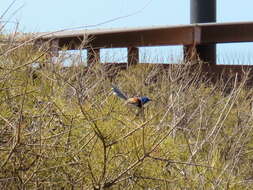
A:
[{"left": 148, "top": 155, "right": 218, "bottom": 170}]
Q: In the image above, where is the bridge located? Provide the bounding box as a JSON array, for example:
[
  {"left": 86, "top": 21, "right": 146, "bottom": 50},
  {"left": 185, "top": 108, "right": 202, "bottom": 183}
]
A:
[
  {"left": 36, "top": 21, "right": 253, "bottom": 73},
  {"left": 35, "top": 0, "right": 253, "bottom": 78}
]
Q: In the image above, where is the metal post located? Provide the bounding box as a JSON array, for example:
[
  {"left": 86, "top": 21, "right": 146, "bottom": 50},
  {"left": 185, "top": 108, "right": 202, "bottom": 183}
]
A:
[
  {"left": 190, "top": 0, "right": 216, "bottom": 64},
  {"left": 45, "top": 39, "right": 59, "bottom": 65},
  {"left": 127, "top": 47, "right": 139, "bottom": 65},
  {"left": 87, "top": 48, "right": 100, "bottom": 65},
  {"left": 51, "top": 39, "right": 60, "bottom": 57}
]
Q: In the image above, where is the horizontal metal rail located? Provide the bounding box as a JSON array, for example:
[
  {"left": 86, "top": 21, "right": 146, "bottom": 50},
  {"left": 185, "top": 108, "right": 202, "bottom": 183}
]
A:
[
  {"left": 36, "top": 21, "right": 253, "bottom": 71},
  {"left": 38, "top": 25, "right": 201, "bottom": 49},
  {"left": 200, "top": 22, "right": 253, "bottom": 43},
  {"left": 37, "top": 21, "right": 253, "bottom": 48}
]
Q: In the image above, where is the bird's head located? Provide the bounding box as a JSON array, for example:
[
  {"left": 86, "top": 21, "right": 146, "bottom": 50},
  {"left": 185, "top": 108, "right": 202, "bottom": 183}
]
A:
[{"left": 140, "top": 96, "right": 152, "bottom": 105}]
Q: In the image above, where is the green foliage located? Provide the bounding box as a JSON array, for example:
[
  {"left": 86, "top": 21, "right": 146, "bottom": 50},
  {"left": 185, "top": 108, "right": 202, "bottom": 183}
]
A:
[{"left": 1, "top": 41, "right": 253, "bottom": 189}]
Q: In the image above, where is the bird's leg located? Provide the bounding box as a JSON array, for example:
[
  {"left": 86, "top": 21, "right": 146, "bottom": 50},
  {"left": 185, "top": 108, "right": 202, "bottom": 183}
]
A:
[
  {"left": 135, "top": 107, "right": 145, "bottom": 121},
  {"left": 140, "top": 107, "right": 145, "bottom": 121},
  {"left": 135, "top": 108, "right": 141, "bottom": 116}
]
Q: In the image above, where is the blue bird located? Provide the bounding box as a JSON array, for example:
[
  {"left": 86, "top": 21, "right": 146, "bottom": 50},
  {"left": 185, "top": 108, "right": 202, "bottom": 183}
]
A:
[{"left": 112, "top": 86, "right": 151, "bottom": 108}]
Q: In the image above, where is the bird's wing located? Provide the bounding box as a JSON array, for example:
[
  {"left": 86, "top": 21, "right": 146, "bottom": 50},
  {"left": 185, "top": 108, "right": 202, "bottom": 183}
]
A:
[{"left": 112, "top": 86, "right": 128, "bottom": 100}]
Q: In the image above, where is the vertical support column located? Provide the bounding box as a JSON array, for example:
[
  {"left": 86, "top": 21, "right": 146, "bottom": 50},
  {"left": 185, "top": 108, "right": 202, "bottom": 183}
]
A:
[
  {"left": 50, "top": 39, "right": 59, "bottom": 57},
  {"left": 87, "top": 48, "right": 100, "bottom": 66},
  {"left": 183, "top": 26, "right": 201, "bottom": 62},
  {"left": 33, "top": 39, "right": 46, "bottom": 68},
  {"left": 48, "top": 39, "right": 59, "bottom": 64},
  {"left": 190, "top": 0, "right": 216, "bottom": 65},
  {"left": 183, "top": 45, "right": 197, "bottom": 62},
  {"left": 34, "top": 39, "right": 43, "bottom": 51},
  {"left": 127, "top": 47, "right": 139, "bottom": 66}
]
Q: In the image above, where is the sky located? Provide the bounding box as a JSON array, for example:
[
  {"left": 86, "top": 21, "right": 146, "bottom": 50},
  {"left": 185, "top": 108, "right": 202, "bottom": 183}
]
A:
[{"left": 1, "top": 0, "right": 253, "bottom": 64}]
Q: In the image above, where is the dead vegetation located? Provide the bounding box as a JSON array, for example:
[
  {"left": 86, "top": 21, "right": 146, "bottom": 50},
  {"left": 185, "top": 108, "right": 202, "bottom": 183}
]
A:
[{"left": 1, "top": 26, "right": 253, "bottom": 190}]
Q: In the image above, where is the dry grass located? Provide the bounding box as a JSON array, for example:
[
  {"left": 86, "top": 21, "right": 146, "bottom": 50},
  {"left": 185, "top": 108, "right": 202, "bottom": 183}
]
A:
[{"left": 1, "top": 32, "right": 253, "bottom": 190}]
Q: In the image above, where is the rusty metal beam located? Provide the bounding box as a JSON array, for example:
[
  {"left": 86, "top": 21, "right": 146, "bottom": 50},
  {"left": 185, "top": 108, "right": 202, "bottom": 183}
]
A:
[
  {"left": 50, "top": 39, "right": 60, "bottom": 57},
  {"left": 58, "top": 38, "right": 84, "bottom": 49},
  {"left": 36, "top": 21, "right": 253, "bottom": 50},
  {"left": 37, "top": 25, "right": 200, "bottom": 50},
  {"left": 183, "top": 45, "right": 197, "bottom": 61},
  {"left": 87, "top": 48, "right": 100, "bottom": 65},
  {"left": 199, "top": 22, "right": 253, "bottom": 43},
  {"left": 127, "top": 47, "right": 139, "bottom": 65},
  {"left": 87, "top": 26, "right": 198, "bottom": 48}
]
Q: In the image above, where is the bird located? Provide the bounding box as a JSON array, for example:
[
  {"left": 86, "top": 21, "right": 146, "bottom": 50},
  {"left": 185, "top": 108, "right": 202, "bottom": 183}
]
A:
[{"left": 112, "top": 86, "right": 151, "bottom": 108}]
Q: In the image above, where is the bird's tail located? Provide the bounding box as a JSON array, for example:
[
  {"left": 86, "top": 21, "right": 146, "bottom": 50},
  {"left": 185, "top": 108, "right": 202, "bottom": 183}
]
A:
[{"left": 112, "top": 86, "right": 128, "bottom": 100}]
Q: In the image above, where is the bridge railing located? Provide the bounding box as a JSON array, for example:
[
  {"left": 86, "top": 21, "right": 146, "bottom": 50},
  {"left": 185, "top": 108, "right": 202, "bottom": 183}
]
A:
[{"left": 36, "top": 21, "right": 253, "bottom": 69}]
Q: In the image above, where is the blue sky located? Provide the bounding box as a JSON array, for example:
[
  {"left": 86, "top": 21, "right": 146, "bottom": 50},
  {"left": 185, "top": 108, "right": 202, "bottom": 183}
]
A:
[
  {"left": 1, "top": 0, "right": 253, "bottom": 64},
  {"left": 2, "top": 0, "right": 253, "bottom": 32}
]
